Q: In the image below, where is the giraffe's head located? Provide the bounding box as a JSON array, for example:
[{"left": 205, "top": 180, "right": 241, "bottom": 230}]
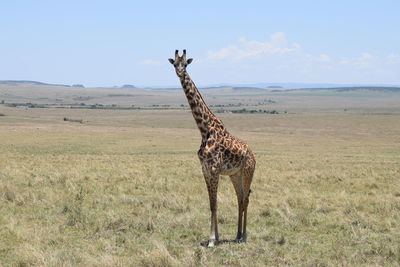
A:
[{"left": 169, "top": 49, "right": 193, "bottom": 77}]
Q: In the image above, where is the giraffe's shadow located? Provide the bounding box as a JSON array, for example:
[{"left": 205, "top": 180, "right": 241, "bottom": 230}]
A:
[{"left": 200, "top": 239, "right": 242, "bottom": 247}]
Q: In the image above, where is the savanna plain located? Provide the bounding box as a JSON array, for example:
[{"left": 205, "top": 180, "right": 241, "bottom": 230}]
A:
[{"left": 0, "top": 83, "right": 400, "bottom": 266}]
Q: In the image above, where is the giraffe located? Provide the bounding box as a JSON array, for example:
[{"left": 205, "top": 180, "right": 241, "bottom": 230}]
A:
[{"left": 169, "top": 50, "right": 256, "bottom": 247}]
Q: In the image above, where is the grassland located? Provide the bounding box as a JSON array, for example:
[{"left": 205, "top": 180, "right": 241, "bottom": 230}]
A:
[{"left": 1, "top": 83, "right": 400, "bottom": 266}]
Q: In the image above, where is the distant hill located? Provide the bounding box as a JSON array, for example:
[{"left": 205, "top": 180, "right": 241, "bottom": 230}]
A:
[
  {"left": 0, "top": 80, "right": 70, "bottom": 87},
  {"left": 0, "top": 80, "right": 141, "bottom": 90},
  {"left": 121, "top": 84, "right": 136, "bottom": 89},
  {"left": 209, "top": 82, "right": 400, "bottom": 89},
  {"left": 1, "top": 80, "right": 399, "bottom": 92},
  {"left": 296, "top": 86, "right": 400, "bottom": 92},
  {"left": 232, "top": 87, "right": 268, "bottom": 92}
]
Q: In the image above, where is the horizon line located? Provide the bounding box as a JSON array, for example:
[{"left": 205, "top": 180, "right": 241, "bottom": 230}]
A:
[{"left": 1, "top": 79, "right": 400, "bottom": 89}]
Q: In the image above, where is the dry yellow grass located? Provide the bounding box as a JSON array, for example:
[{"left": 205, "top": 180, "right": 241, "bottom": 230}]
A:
[{"left": 0, "top": 96, "right": 400, "bottom": 266}]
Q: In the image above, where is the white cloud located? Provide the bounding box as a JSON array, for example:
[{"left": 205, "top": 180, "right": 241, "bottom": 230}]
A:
[
  {"left": 340, "top": 52, "right": 377, "bottom": 69},
  {"left": 387, "top": 53, "right": 400, "bottom": 63},
  {"left": 317, "top": 54, "right": 332, "bottom": 62},
  {"left": 306, "top": 53, "right": 332, "bottom": 63},
  {"left": 199, "top": 33, "right": 400, "bottom": 84},
  {"left": 140, "top": 59, "right": 161, "bottom": 66},
  {"left": 206, "top": 32, "right": 300, "bottom": 60}
]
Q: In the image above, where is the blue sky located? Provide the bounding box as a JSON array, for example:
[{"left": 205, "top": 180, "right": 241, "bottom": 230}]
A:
[{"left": 1, "top": 0, "right": 399, "bottom": 87}]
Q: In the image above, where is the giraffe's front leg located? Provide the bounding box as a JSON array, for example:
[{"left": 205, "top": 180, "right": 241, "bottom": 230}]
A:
[{"left": 202, "top": 169, "right": 220, "bottom": 247}]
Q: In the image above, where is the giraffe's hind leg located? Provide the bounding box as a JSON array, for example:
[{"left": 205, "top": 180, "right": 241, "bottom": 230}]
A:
[
  {"left": 230, "top": 173, "right": 244, "bottom": 242},
  {"left": 242, "top": 155, "right": 256, "bottom": 242}
]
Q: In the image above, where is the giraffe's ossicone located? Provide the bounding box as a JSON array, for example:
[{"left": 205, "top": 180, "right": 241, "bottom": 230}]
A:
[{"left": 169, "top": 50, "right": 256, "bottom": 247}]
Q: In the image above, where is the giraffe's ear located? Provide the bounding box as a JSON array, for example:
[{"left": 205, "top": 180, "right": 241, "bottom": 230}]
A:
[
  {"left": 168, "top": 58, "right": 175, "bottom": 64},
  {"left": 187, "top": 58, "right": 193, "bottom": 65}
]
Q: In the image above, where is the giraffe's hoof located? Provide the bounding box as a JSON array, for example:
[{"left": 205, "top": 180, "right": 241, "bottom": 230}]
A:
[
  {"left": 235, "top": 233, "right": 247, "bottom": 243},
  {"left": 242, "top": 232, "right": 247, "bottom": 242},
  {"left": 235, "top": 233, "right": 242, "bottom": 242},
  {"left": 201, "top": 239, "right": 218, "bottom": 247}
]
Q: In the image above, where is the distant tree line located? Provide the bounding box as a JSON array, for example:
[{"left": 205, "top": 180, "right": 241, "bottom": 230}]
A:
[
  {"left": 1, "top": 101, "right": 285, "bottom": 113},
  {"left": 215, "top": 108, "right": 283, "bottom": 114},
  {"left": 5, "top": 102, "right": 46, "bottom": 108},
  {"left": 209, "top": 99, "right": 276, "bottom": 108}
]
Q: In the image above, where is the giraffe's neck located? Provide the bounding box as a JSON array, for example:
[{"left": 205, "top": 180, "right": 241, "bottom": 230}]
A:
[{"left": 180, "top": 72, "right": 224, "bottom": 139}]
